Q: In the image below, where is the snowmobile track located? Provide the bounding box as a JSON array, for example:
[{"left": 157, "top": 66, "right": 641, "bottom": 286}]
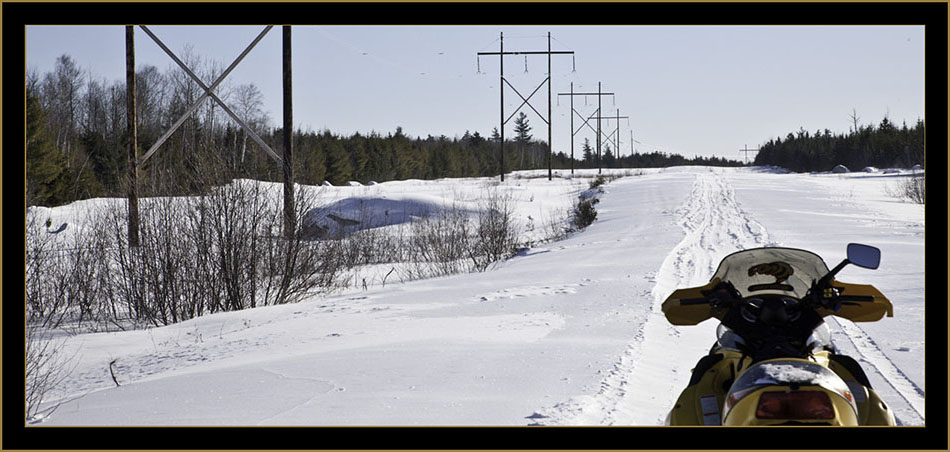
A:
[
  {"left": 532, "top": 172, "right": 775, "bottom": 425},
  {"left": 826, "top": 316, "right": 925, "bottom": 424}
]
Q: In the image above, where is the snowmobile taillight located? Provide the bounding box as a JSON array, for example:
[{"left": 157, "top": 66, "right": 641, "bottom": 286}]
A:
[{"left": 755, "top": 391, "right": 834, "bottom": 420}]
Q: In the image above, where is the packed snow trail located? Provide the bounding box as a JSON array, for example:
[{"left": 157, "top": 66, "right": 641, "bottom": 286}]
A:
[{"left": 533, "top": 170, "right": 775, "bottom": 425}]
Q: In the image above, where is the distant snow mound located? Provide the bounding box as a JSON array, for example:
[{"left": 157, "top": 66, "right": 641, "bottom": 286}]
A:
[
  {"left": 347, "top": 181, "right": 363, "bottom": 187},
  {"left": 910, "top": 164, "right": 923, "bottom": 171},
  {"left": 321, "top": 181, "right": 334, "bottom": 187},
  {"left": 831, "top": 165, "right": 850, "bottom": 173},
  {"left": 883, "top": 169, "right": 901, "bottom": 175},
  {"left": 862, "top": 167, "right": 878, "bottom": 173},
  {"left": 749, "top": 165, "right": 793, "bottom": 174},
  {"left": 301, "top": 195, "right": 476, "bottom": 238},
  {"left": 367, "top": 181, "right": 379, "bottom": 186}
]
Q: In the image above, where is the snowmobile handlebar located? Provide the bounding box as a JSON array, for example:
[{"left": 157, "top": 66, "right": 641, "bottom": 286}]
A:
[
  {"left": 678, "top": 297, "right": 715, "bottom": 305},
  {"left": 680, "top": 289, "right": 874, "bottom": 309},
  {"left": 836, "top": 295, "right": 875, "bottom": 302}
]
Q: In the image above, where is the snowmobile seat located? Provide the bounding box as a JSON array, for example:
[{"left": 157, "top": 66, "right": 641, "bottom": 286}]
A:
[
  {"left": 688, "top": 353, "right": 724, "bottom": 387},
  {"left": 828, "top": 353, "right": 872, "bottom": 388}
]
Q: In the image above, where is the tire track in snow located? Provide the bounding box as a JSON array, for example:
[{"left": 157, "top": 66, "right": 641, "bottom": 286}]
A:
[
  {"left": 826, "top": 316, "right": 925, "bottom": 425},
  {"left": 531, "top": 171, "right": 774, "bottom": 425},
  {"left": 627, "top": 171, "right": 774, "bottom": 425}
]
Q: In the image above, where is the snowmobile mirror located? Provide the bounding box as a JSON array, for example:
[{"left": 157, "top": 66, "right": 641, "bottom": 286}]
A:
[
  {"left": 847, "top": 243, "right": 881, "bottom": 270},
  {"left": 816, "top": 243, "right": 881, "bottom": 290}
]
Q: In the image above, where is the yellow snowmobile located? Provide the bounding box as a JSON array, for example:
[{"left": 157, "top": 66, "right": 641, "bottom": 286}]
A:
[{"left": 662, "top": 244, "right": 897, "bottom": 426}]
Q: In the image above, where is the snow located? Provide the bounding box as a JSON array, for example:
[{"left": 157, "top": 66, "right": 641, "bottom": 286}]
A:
[{"left": 30, "top": 166, "right": 926, "bottom": 426}]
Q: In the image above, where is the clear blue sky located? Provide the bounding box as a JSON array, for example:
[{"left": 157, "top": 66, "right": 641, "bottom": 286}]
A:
[{"left": 26, "top": 25, "right": 925, "bottom": 161}]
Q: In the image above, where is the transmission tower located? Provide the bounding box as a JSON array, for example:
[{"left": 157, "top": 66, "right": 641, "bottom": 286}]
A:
[
  {"left": 557, "top": 82, "right": 616, "bottom": 174},
  {"left": 590, "top": 108, "right": 629, "bottom": 165},
  {"left": 126, "top": 25, "right": 296, "bottom": 245},
  {"left": 740, "top": 144, "right": 759, "bottom": 165},
  {"left": 477, "top": 32, "right": 574, "bottom": 181}
]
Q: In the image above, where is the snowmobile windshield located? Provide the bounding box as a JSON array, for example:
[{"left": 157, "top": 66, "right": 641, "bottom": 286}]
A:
[{"left": 712, "top": 247, "right": 830, "bottom": 299}]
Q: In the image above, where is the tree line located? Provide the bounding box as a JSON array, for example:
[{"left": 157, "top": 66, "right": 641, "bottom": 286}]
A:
[
  {"left": 27, "top": 53, "right": 742, "bottom": 208},
  {"left": 752, "top": 116, "right": 925, "bottom": 173}
]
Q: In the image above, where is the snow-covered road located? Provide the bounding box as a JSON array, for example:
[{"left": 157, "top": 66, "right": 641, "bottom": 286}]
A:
[{"left": 35, "top": 167, "right": 926, "bottom": 427}]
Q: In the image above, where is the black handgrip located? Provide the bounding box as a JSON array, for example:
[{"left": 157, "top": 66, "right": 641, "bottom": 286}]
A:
[
  {"left": 679, "top": 297, "right": 711, "bottom": 305},
  {"left": 836, "top": 295, "right": 875, "bottom": 303}
]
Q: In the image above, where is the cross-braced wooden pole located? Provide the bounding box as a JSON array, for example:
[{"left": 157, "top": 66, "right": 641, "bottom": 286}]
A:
[
  {"left": 125, "top": 26, "right": 140, "bottom": 248},
  {"left": 282, "top": 26, "right": 295, "bottom": 239}
]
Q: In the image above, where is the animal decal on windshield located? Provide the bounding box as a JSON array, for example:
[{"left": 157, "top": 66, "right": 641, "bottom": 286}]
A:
[{"left": 747, "top": 261, "right": 795, "bottom": 292}]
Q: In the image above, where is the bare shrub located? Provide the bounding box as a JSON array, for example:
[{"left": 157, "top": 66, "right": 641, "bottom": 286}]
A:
[
  {"left": 26, "top": 325, "right": 75, "bottom": 423},
  {"left": 471, "top": 187, "right": 520, "bottom": 271},
  {"left": 409, "top": 204, "right": 475, "bottom": 277},
  {"left": 25, "top": 212, "right": 62, "bottom": 326},
  {"left": 885, "top": 174, "right": 925, "bottom": 205},
  {"left": 25, "top": 208, "right": 112, "bottom": 331},
  {"left": 96, "top": 180, "right": 349, "bottom": 328},
  {"left": 259, "top": 187, "right": 350, "bottom": 305},
  {"left": 900, "top": 175, "right": 925, "bottom": 204}
]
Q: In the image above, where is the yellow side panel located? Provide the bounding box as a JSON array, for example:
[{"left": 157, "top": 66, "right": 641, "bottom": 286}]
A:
[
  {"left": 817, "top": 280, "right": 894, "bottom": 322},
  {"left": 668, "top": 351, "right": 745, "bottom": 425},
  {"left": 826, "top": 359, "right": 897, "bottom": 426},
  {"left": 661, "top": 278, "right": 722, "bottom": 325},
  {"left": 862, "top": 387, "right": 898, "bottom": 425},
  {"left": 668, "top": 384, "right": 703, "bottom": 425}
]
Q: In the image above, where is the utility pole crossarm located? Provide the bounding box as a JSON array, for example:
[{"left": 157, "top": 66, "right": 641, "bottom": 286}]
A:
[
  {"left": 477, "top": 51, "right": 574, "bottom": 56},
  {"left": 740, "top": 144, "right": 759, "bottom": 164},
  {"left": 558, "top": 92, "right": 615, "bottom": 96}
]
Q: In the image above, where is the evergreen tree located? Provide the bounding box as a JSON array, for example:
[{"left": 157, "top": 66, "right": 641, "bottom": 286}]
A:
[
  {"left": 603, "top": 144, "right": 616, "bottom": 168},
  {"left": 470, "top": 131, "right": 485, "bottom": 147},
  {"left": 324, "top": 137, "right": 352, "bottom": 185},
  {"left": 514, "top": 112, "right": 532, "bottom": 144},
  {"left": 26, "top": 87, "right": 68, "bottom": 206},
  {"left": 581, "top": 138, "right": 593, "bottom": 167}
]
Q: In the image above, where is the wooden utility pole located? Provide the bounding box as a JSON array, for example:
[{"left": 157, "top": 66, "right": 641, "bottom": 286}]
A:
[
  {"left": 614, "top": 108, "right": 621, "bottom": 159},
  {"left": 597, "top": 82, "right": 602, "bottom": 174},
  {"left": 547, "top": 32, "right": 552, "bottom": 180},
  {"left": 125, "top": 26, "right": 140, "bottom": 248},
  {"left": 282, "top": 26, "right": 295, "bottom": 239},
  {"left": 630, "top": 129, "right": 635, "bottom": 157},
  {"left": 500, "top": 32, "right": 505, "bottom": 181},
  {"left": 740, "top": 144, "right": 758, "bottom": 164}
]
